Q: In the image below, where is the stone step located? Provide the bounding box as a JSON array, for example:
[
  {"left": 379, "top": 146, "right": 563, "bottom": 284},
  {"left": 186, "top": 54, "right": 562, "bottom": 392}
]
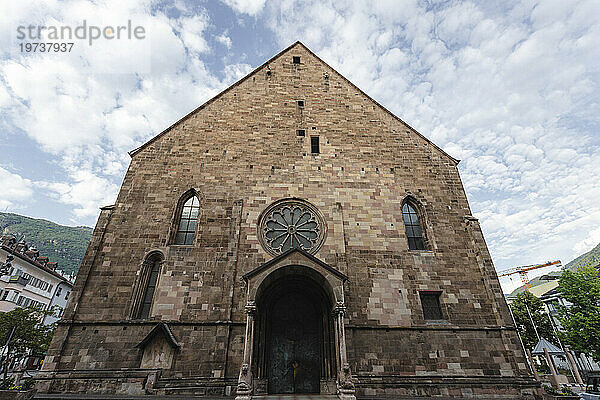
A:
[{"left": 34, "top": 394, "right": 228, "bottom": 400}]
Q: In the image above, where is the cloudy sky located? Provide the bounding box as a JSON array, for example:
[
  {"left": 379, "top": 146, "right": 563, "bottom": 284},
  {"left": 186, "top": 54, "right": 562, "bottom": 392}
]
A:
[{"left": 1, "top": 0, "right": 599, "bottom": 292}]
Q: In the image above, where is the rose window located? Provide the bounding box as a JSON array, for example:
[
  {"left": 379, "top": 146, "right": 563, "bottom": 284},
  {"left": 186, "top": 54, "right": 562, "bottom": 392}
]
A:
[{"left": 258, "top": 199, "right": 326, "bottom": 256}]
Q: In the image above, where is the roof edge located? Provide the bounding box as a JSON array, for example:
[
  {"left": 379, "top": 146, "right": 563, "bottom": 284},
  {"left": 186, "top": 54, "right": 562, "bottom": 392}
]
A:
[
  {"left": 129, "top": 41, "right": 458, "bottom": 165},
  {"left": 135, "top": 322, "right": 180, "bottom": 349},
  {"left": 128, "top": 41, "right": 304, "bottom": 157},
  {"left": 296, "top": 43, "right": 459, "bottom": 165},
  {"left": 242, "top": 247, "right": 348, "bottom": 282},
  {"left": 1, "top": 244, "right": 73, "bottom": 284}
]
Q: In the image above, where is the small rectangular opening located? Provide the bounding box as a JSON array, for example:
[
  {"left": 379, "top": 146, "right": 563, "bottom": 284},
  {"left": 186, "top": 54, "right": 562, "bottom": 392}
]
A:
[
  {"left": 297, "top": 129, "right": 305, "bottom": 137},
  {"left": 419, "top": 291, "right": 443, "bottom": 320},
  {"left": 293, "top": 56, "right": 301, "bottom": 64},
  {"left": 297, "top": 100, "right": 304, "bottom": 108},
  {"left": 311, "top": 136, "right": 320, "bottom": 154}
]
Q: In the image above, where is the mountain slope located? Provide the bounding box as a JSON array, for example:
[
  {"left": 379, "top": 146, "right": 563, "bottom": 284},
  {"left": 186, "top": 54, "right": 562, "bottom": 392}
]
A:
[
  {"left": 0, "top": 212, "right": 92, "bottom": 275},
  {"left": 563, "top": 241, "right": 600, "bottom": 271}
]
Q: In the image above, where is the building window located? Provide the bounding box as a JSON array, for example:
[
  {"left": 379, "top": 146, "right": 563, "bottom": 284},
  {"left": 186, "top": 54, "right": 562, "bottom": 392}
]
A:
[
  {"left": 402, "top": 201, "right": 426, "bottom": 250},
  {"left": 138, "top": 257, "right": 162, "bottom": 319},
  {"left": 311, "top": 136, "right": 320, "bottom": 154},
  {"left": 258, "top": 198, "right": 326, "bottom": 256},
  {"left": 56, "top": 287, "right": 62, "bottom": 296},
  {"left": 174, "top": 195, "right": 200, "bottom": 245},
  {"left": 420, "top": 291, "right": 443, "bottom": 320},
  {"left": 297, "top": 100, "right": 304, "bottom": 108},
  {"left": 65, "top": 291, "right": 70, "bottom": 300},
  {"left": 297, "top": 129, "right": 305, "bottom": 137},
  {"left": 293, "top": 56, "right": 301, "bottom": 64}
]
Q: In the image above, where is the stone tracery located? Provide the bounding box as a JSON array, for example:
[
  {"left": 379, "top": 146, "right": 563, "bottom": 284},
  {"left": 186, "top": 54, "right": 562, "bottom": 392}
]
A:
[{"left": 258, "top": 199, "right": 326, "bottom": 256}]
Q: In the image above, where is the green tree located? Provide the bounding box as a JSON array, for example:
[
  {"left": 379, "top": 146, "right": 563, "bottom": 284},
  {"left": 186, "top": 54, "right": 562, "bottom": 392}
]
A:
[
  {"left": 510, "top": 291, "right": 556, "bottom": 350},
  {"left": 557, "top": 265, "right": 600, "bottom": 360},
  {"left": 0, "top": 306, "right": 57, "bottom": 377}
]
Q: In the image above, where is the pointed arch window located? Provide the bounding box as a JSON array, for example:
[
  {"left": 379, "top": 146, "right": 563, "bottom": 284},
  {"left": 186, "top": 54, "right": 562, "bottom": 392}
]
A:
[
  {"left": 174, "top": 195, "right": 200, "bottom": 245},
  {"left": 134, "top": 252, "right": 164, "bottom": 320},
  {"left": 402, "top": 201, "right": 426, "bottom": 250}
]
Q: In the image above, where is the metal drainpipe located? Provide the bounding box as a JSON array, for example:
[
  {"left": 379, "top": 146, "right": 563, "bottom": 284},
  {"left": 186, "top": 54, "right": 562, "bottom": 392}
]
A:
[
  {"left": 544, "top": 302, "right": 577, "bottom": 384},
  {"left": 506, "top": 298, "right": 536, "bottom": 376}
]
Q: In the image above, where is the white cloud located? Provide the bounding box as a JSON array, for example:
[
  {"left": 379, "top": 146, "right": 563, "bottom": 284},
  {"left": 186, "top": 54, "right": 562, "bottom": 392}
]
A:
[
  {"left": 1, "top": 0, "right": 599, "bottom": 291},
  {"left": 173, "top": 14, "right": 211, "bottom": 54},
  {"left": 38, "top": 170, "right": 120, "bottom": 218},
  {"left": 574, "top": 226, "right": 600, "bottom": 256},
  {"left": 221, "top": 0, "right": 266, "bottom": 16},
  {"left": 262, "top": 0, "right": 600, "bottom": 283},
  {"left": 0, "top": 167, "right": 34, "bottom": 210},
  {"left": 0, "top": 0, "right": 252, "bottom": 223},
  {"left": 216, "top": 31, "right": 232, "bottom": 49}
]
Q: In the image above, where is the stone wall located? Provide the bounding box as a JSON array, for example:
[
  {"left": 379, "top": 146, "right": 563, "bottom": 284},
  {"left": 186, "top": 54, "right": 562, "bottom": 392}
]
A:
[{"left": 38, "top": 42, "right": 538, "bottom": 398}]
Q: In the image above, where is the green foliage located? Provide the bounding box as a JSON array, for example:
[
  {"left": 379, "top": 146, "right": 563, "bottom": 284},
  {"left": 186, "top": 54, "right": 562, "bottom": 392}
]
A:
[
  {"left": 0, "top": 306, "right": 57, "bottom": 357},
  {"left": 0, "top": 378, "right": 12, "bottom": 390},
  {"left": 0, "top": 212, "right": 92, "bottom": 275},
  {"left": 542, "top": 384, "right": 574, "bottom": 396},
  {"left": 0, "top": 306, "right": 57, "bottom": 385},
  {"left": 21, "top": 377, "right": 35, "bottom": 390},
  {"left": 510, "top": 291, "right": 556, "bottom": 350},
  {"left": 557, "top": 265, "right": 600, "bottom": 360}
]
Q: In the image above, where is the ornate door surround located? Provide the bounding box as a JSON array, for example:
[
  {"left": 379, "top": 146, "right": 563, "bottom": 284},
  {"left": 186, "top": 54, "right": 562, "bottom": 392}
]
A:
[{"left": 235, "top": 248, "right": 356, "bottom": 400}]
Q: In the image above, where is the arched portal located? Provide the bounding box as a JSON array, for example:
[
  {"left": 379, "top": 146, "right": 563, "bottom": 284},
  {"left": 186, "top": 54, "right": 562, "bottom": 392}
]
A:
[
  {"left": 254, "top": 274, "right": 336, "bottom": 394},
  {"left": 235, "top": 248, "right": 356, "bottom": 400}
]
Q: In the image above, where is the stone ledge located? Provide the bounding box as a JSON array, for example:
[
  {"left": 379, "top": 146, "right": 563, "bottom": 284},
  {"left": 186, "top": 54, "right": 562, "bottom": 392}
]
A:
[
  {"left": 347, "top": 325, "right": 517, "bottom": 331},
  {"left": 36, "top": 368, "right": 160, "bottom": 380},
  {"left": 354, "top": 374, "right": 540, "bottom": 386}
]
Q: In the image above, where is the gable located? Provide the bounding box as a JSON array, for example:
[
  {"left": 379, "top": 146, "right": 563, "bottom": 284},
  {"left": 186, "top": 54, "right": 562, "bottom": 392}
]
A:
[
  {"left": 129, "top": 41, "right": 458, "bottom": 166},
  {"left": 136, "top": 323, "right": 180, "bottom": 350},
  {"left": 243, "top": 247, "right": 348, "bottom": 282}
]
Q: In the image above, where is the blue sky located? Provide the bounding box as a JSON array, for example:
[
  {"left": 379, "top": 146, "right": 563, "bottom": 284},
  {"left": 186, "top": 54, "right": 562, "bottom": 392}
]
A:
[{"left": 1, "top": 0, "right": 599, "bottom": 292}]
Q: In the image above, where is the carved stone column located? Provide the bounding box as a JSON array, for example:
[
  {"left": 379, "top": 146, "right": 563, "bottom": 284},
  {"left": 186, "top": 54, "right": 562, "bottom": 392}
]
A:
[
  {"left": 235, "top": 302, "right": 256, "bottom": 400},
  {"left": 334, "top": 302, "right": 356, "bottom": 400}
]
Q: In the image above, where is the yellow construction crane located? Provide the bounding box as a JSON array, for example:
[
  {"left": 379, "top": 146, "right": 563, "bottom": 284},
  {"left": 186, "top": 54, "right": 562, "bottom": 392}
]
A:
[{"left": 497, "top": 260, "right": 562, "bottom": 292}]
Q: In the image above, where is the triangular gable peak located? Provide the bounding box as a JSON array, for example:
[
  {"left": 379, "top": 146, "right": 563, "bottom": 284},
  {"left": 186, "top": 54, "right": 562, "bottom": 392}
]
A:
[
  {"left": 531, "top": 338, "right": 563, "bottom": 355},
  {"left": 243, "top": 247, "right": 348, "bottom": 282},
  {"left": 136, "top": 322, "right": 180, "bottom": 350},
  {"left": 243, "top": 248, "right": 347, "bottom": 307},
  {"left": 129, "top": 41, "right": 458, "bottom": 165}
]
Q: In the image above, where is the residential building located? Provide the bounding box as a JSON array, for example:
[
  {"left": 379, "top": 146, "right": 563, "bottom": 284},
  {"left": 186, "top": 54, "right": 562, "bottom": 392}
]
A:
[{"left": 0, "top": 235, "right": 74, "bottom": 323}]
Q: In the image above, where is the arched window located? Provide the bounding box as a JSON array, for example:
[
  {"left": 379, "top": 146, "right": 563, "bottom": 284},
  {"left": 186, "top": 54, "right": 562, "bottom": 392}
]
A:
[
  {"left": 136, "top": 252, "right": 163, "bottom": 319},
  {"left": 402, "top": 201, "right": 426, "bottom": 250},
  {"left": 174, "top": 195, "right": 200, "bottom": 245}
]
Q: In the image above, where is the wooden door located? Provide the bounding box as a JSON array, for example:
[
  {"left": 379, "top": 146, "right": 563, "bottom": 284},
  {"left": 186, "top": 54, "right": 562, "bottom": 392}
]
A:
[{"left": 267, "top": 291, "right": 321, "bottom": 394}]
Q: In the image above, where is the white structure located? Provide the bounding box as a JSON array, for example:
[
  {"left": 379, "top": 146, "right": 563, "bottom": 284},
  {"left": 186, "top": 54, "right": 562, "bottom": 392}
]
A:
[
  {"left": 540, "top": 284, "right": 600, "bottom": 375},
  {"left": 0, "top": 236, "right": 74, "bottom": 324}
]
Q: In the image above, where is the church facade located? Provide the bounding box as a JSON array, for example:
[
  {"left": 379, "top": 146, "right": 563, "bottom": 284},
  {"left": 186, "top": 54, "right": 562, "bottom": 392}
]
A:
[{"left": 37, "top": 42, "right": 541, "bottom": 399}]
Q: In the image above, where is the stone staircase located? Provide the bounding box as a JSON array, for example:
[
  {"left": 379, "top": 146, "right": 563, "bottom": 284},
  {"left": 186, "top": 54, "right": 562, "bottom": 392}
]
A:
[{"left": 150, "top": 376, "right": 237, "bottom": 396}]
